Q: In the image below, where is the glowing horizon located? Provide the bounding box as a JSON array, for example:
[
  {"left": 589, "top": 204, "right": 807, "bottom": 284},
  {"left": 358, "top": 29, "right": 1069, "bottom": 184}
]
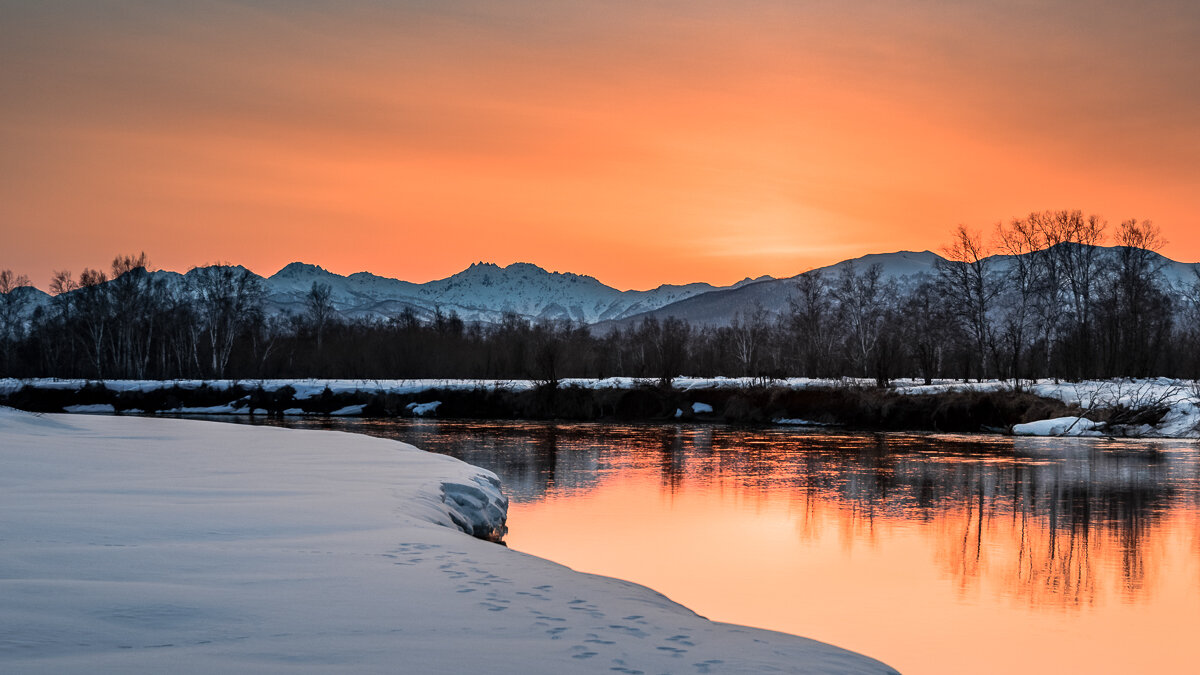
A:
[{"left": 3, "top": 1, "right": 1199, "bottom": 291}]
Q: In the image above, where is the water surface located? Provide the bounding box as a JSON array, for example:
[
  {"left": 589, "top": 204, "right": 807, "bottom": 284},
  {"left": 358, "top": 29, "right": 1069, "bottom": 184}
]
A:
[{"left": 207, "top": 417, "right": 1200, "bottom": 674}]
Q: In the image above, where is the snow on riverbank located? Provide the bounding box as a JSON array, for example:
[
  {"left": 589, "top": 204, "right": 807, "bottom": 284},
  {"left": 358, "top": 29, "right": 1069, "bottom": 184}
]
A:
[
  {"left": 898, "top": 378, "right": 1200, "bottom": 438},
  {"left": 9, "top": 375, "right": 1197, "bottom": 437},
  {"left": 0, "top": 375, "right": 1018, "bottom": 399},
  {"left": 0, "top": 407, "right": 894, "bottom": 674}
]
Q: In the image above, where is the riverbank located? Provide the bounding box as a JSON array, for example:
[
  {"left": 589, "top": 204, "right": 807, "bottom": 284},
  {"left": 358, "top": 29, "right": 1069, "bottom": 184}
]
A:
[
  {"left": 3, "top": 376, "right": 1198, "bottom": 436},
  {"left": 0, "top": 407, "right": 896, "bottom": 674}
]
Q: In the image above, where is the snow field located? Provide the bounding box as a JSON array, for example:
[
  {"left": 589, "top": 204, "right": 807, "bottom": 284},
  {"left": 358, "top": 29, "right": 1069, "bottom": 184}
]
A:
[{"left": 0, "top": 408, "right": 895, "bottom": 674}]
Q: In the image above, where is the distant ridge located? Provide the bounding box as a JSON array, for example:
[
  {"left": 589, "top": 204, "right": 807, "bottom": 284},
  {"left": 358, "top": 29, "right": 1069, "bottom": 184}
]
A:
[
  {"left": 10, "top": 247, "right": 1198, "bottom": 328},
  {"left": 591, "top": 250, "right": 945, "bottom": 329}
]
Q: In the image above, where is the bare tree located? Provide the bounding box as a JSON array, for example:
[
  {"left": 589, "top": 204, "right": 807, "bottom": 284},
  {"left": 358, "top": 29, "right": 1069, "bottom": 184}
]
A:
[
  {"left": 1100, "top": 219, "right": 1170, "bottom": 376},
  {"left": 1179, "top": 269, "right": 1200, "bottom": 377},
  {"left": 0, "top": 269, "right": 32, "bottom": 328},
  {"left": 898, "top": 280, "right": 953, "bottom": 385},
  {"left": 35, "top": 270, "right": 80, "bottom": 374},
  {"left": 305, "top": 281, "right": 334, "bottom": 351},
  {"left": 937, "top": 226, "right": 999, "bottom": 381},
  {"left": 106, "top": 252, "right": 159, "bottom": 378},
  {"left": 1038, "top": 210, "right": 1106, "bottom": 379},
  {"left": 530, "top": 319, "right": 566, "bottom": 388},
  {"left": 788, "top": 270, "right": 836, "bottom": 377},
  {"left": 833, "top": 262, "right": 888, "bottom": 381},
  {"left": 191, "top": 265, "right": 265, "bottom": 378},
  {"left": 72, "top": 267, "right": 111, "bottom": 377},
  {"left": 995, "top": 218, "right": 1044, "bottom": 385},
  {"left": 729, "top": 303, "right": 771, "bottom": 377},
  {"left": 48, "top": 270, "right": 76, "bottom": 295},
  {"left": 0, "top": 269, "right": 34, "bottom": 373},
  {"left": 652, "top": 316, "right": 691, "bottom": 386}
]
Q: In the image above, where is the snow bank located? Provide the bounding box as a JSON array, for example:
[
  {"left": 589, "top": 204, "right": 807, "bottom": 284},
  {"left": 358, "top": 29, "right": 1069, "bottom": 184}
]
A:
[
  {"left": 1012, "top": 416, "right": 1105, "bottom": 436},
  {"left": 889, "top": 378, "right": 1200, "bottom": 438},
  {"left": 0, "top": 407, "right": 893, "bottom": 674}
]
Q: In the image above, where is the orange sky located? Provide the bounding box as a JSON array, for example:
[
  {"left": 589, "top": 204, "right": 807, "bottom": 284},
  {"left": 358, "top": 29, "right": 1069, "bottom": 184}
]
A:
[{"left": 2, "top": 1, "right": 1199, "bottom": 291}]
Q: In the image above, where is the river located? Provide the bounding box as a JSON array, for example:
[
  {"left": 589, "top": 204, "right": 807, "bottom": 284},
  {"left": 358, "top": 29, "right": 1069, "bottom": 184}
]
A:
[{"left": 200, "top": 416, "right": 1200, "bottom": 674}]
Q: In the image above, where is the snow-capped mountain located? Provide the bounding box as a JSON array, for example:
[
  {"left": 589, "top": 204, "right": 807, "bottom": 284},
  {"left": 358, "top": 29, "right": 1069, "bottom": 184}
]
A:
[{"left": 261, "top": 261, "right": 770, "bottom": 324}]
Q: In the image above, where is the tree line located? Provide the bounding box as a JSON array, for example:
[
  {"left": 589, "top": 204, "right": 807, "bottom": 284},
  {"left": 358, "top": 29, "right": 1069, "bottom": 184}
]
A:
[{"left": 2, "top": 210, "right": 1199, "bottom": 384}]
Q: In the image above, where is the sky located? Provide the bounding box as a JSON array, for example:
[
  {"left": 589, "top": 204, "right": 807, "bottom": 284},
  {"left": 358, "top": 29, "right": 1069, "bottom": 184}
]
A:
[{"left": 2, "top": 0, "right": 1199, "bottom": 291}]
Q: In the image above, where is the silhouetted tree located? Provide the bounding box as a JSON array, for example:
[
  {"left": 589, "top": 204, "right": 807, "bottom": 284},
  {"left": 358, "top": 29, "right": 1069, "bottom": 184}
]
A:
[
  {"left": 833, "top": 262, "right": 888, "bottom": 381},
  {"left": 305, "top": 281, "right": 334, "bottom": 351},
  {"left": 787, "top": 270, "right": 836, "bottom": 378},
  {"left": 0, "top": 269, "right": 33, "bottom": 373},
  {"left": 192, "top": 264, "right": 264, "bottom": 378},
  {"left": 1040, "top": 210, "right": 1106, "bottom": 379},
  {"left": 937, "top": 226, "right": 1000, "bottom": 381},
  {"left": 996, "top": 217, "right": 1043, "bottom": 384}
]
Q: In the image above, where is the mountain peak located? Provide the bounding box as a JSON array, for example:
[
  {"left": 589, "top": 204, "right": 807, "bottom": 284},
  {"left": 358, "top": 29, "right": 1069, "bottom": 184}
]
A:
[
  {"left": 733, "top": 275, "right": 774, "bottom": 288},
  {"left": 271, "top": 262, "right": 331, "bottom": 279},
  {"left": 504, "top": 262, "right": 552, "bottom": 276}
]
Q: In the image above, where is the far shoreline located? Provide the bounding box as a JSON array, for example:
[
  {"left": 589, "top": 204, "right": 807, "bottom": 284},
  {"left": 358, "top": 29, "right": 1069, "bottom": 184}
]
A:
[{"left": 3, "top": 376, "right": 1197, "bottom": 438}]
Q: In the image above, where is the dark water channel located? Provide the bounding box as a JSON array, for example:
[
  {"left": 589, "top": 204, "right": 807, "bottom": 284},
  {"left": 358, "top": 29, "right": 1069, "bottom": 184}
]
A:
[{"left": 196, "top": 416, "right": 1200, "bottom": 674}]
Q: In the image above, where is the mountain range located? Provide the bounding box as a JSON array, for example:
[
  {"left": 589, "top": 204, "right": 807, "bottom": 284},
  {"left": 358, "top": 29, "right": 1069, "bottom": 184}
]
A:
[
  {"left": 261, "top": 261, "right": 773, "bottom": 324},
  {"left": 8, "top": 248, "right": 1199, "bottom": 328}
]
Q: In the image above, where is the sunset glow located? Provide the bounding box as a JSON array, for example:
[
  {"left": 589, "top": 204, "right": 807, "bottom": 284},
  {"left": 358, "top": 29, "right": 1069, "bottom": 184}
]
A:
[{"left": 3, "top": 1, "right": 1199, "bottom": 289}]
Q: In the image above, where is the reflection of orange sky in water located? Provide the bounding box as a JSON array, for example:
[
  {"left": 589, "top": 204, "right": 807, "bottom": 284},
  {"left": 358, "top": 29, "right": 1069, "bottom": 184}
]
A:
[{"left": 509, "top": 467, "right": 1200, "bottom": 674}]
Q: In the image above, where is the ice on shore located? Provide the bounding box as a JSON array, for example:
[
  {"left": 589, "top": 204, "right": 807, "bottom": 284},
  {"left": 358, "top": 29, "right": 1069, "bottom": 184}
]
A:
[
  {"left": 0, "top": 407, "right": 894, "bottom": 674},
  {"left": 62, "top": 403, "right": 116, "bottom": 414},
  {"left": 774, "top": 418, "right": 834, "bottom": 427},
  {"left": 330, "top": 403, "right": 366, "bottom": 416},
  {"left": 407, "top": 400, "right": 442, "bottom": 416},
  {"left": 1012, "top": 416, "right": 1105, "bottom": 436}
]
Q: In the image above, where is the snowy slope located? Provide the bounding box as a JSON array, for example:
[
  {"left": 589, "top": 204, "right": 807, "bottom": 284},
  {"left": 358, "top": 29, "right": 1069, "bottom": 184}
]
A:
[
  {"left": 599, "top": 245, "right": 1200, "bottom": 330},
  {"left": 3, "top": 285, "right": 53, "bottom": 321},
  {"left": 0, "top": 408, "right": 896, "bottom": 674},
  {"left": 817, "top": 250, "right": 943, "bottom": 281},
  {"left": 593, "top": 250, "right": 944, "bottom": 329}
]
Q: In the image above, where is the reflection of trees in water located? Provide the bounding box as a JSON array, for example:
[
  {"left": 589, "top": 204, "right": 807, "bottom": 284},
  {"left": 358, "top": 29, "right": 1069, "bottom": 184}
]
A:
[
  {"left": 944, "top": 443, "right": 1187, "bottom": 607},
  {"left": 730, "top": 433, "right": 1192, "bottom": 608},
  {"left": 754, "top": 434, "right": 1193, "bottom": 609},
  {"left": 246, "top": 416, "right": 1200, "bottom": 607},
  {"left": 497, "top": 425, "right": 1195, "bottom": 608}
]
